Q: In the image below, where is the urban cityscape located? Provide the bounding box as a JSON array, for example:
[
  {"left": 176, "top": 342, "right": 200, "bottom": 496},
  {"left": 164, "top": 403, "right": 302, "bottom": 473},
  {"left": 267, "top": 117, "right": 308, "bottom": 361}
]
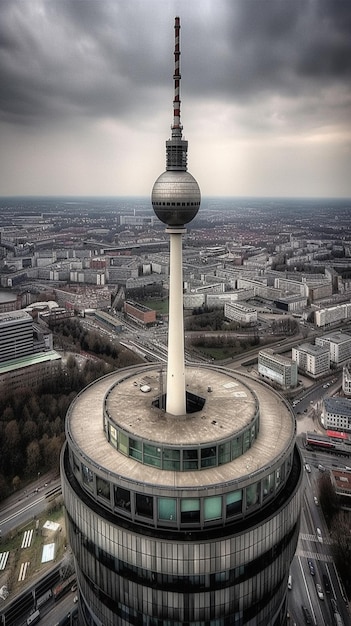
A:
[{"left": 1, "top": 1, "right": 351, "bottom": 626}]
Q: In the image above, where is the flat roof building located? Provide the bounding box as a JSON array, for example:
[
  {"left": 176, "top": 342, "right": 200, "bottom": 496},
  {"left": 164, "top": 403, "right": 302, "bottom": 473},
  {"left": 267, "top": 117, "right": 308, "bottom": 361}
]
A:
[
  {"left": 292, "top": 342, "right": 330, "bottom": 378},
  {"left": 315, "top": 331, "right": 351, "bottom": 366},
  {"left": 322, "top": 397, "right": 351, "bottom": 432},
  {"left": 258, "top": 349, "right": 297, "bottom": 389},
  {"left": 0, "top": 309, "right": 34, "bottom": 363}
]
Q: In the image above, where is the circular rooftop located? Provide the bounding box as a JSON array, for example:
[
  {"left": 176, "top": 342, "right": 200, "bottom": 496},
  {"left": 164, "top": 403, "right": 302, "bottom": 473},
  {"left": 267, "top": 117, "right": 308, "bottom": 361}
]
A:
[{"left": 67, "top": 364, "right": 295, "bottom": 490}]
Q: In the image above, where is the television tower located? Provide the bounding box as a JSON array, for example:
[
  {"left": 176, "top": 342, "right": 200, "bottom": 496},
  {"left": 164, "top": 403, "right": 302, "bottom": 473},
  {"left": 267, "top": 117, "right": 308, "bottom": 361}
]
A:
[{"left": 152, "top": 16, "right": 201, "bottom": 415}]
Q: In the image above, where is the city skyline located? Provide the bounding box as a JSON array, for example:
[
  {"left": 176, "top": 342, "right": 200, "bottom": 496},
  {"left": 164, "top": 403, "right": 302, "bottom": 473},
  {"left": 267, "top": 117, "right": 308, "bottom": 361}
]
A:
[{"left": 1, "top": 0, "right": 351, "bottom": 198}]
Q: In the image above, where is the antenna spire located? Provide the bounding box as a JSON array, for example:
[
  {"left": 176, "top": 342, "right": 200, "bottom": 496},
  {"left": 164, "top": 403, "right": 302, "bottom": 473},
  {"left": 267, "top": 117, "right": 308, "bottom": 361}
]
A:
[{"left": 172, "top": 16, "right": 182, "bottom": 137}]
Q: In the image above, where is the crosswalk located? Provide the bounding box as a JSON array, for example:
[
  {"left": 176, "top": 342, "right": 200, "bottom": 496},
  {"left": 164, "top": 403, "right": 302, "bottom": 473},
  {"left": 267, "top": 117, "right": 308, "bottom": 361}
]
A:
[
  {"left": 21, "top": 529, "right": 33, "bottom": 549},
  {"left": 0, "top": 551, "right": 9, "bottom": 570},
  {"left": 18, "top": 561, "right": 30, "bottom": 581}
]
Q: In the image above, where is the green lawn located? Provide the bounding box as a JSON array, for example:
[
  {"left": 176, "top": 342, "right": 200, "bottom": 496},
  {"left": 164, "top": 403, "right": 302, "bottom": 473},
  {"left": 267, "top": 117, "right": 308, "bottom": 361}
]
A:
[{"left": 143, "top": 299, "right": 169, "bottom": 314}]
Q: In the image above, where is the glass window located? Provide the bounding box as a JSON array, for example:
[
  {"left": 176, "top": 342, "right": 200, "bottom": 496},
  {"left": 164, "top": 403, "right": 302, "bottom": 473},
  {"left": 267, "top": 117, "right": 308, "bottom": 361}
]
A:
[
  {"left": 246, "top": 481, "right": 260, "bottom": 508},
  {"left": 243, "top": 430, "right": 251, "bottom": 453},
  {"left": 158, "top": 498, "right": 177, "bottom": 521},
  {"left": 219, "top": 442, "right": 231, "bottom": 465},
  {"left": 226, "top": 490, "right": 242, "bottom": 517},
  {"left": 72, "top": 453, "right": 80, "bottom": 476},
  {"left": 81, "top": 464, "right": 94, "bottom": 492},
  {"left": 275, "top": 467, "right": 282, "bottom": 489},
  {"left": 201, "top": 446, "right": 217, "bottom": 468},
  {"left": 232, "top": 436, "right": 242, "bottom": 459},
  {"left": 118, "top": 431, "right": 128, "bottom": 455},
  {"left": 114, "top": 486, "right": 131, "bottom": 512},
  {"left": 263, "top": 472, "right": 274, "bottom": 499},
  {"left": 183, "top": 449, "right": 198, "bottom": 470},
  {"left": 181, "top": 498, "right": 200, "bottom": 523},
  {"left": 109, "top": 424, "right": 117, "bottom": 448},
  {"left": 96, "top": 476, "right": 110, "bottom": 501},
  {"left": 144, "top": 443, "right": 161, "bottom": 468},
  {"left": 136, "top": 493, "right": 153, "bottom": 519},
  {"left": 204, "top": 496, "right": 222, "bottom": 521},
  {"left": 163, "top": 448, "right": 180, "bottom": 471},
  {"left": 129, "top": 438, "right": 142, "bottom": 461}
]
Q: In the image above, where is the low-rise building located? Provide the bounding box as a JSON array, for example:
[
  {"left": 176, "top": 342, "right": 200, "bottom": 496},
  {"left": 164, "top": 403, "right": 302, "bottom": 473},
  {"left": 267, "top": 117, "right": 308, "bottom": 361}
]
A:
[
  {"left": 315, "top": 331, "right": 351, "bottom": 366},
  {"left": 124, "top": 300, "right": 156, "bottom": 326},
  {"left": 0, "top": 350, "right": 62, "bottom": 394},
  {"left": 330, "top": 468, "right": 351, "bottom": 511},
  {"left": 292, "top": 343, "right": 330, "bottom": 378},
  {"left": 224, "top": 302, "right": 257, "bottom": 324},
  {"left": 342, "top": 362, "right": 351, "bottom": 397},
  {"left": 322, "top": 397, "right": 351, "bottom": 432},
  {"left": 258, "top": 349, "right": 297, "bottom": 389}
]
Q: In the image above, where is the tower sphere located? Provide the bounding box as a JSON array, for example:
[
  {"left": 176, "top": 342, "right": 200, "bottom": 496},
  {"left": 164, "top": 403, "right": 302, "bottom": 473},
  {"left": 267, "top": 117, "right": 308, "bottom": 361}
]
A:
[{"left": 152, "top": 170, "right": 201, "bottom": 226}]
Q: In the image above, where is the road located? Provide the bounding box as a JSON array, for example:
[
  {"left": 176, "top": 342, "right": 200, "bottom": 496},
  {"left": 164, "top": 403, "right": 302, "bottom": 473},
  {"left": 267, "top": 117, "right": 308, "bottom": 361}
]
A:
[
  {"left": 288, "top": 445, "right": 351, "bottom": 626},
  {"left": 0, "top": 475, "right": 61, "bottom": 538}
]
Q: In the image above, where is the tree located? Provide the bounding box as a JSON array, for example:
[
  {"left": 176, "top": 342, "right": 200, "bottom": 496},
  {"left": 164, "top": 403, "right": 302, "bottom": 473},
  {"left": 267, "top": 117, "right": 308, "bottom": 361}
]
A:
[
  {"left": 318, "top": 473, "right": 338, "bottom": 527},
  {"left": 26, "top": 440, "right": 41, "bottom": 477}
]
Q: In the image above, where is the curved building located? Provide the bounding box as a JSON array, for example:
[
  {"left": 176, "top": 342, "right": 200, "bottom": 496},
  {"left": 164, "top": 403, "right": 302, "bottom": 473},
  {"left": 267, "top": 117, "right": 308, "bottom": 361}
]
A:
[
  {"left": 61, "top": 363, "right": 302, "bottom": 626},
  {"left": 61, "top": 17, "right": 302, "bottom": 626}
]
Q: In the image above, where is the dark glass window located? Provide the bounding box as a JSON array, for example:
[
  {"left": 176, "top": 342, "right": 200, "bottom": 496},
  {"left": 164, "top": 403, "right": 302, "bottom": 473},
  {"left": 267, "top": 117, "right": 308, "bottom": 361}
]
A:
[
  {"left": 201, "top": 446, "right": 217, "bottom": 468},
  {"left": 136, "top": 493, "right": 153, "bottom": 519},
  {"left": 114, "top": 486, "right": 131, "bottom": 512},
  {"left": 96, "top": 476, "right": 110, "bottom": 501},
  {"left": 183, "top": 448, "right": 198, "bottom": 470}
]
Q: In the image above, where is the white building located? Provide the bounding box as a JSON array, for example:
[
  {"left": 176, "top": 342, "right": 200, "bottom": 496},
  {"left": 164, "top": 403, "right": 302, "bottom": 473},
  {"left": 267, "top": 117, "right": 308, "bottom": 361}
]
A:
[
  {"left": 342, "top": 362, "right": 351, "bottom": 398},
  {"left": 322, "top": 397, "right": 351, "bottom": 432},
  {"left": 258, "top": 349, "right": 298, "bottom": 389},
  {"left": 224, "top": 302, "right": 257, "bottom": 324},
  {"left": 315, "top": 303, "right": 351, "bottom": 327},
  {"left": 315, "top": 332, "right": 351, "bottom": 366},
  {"left": 292, "top": 343, "right": 330, "bottom": 378}
]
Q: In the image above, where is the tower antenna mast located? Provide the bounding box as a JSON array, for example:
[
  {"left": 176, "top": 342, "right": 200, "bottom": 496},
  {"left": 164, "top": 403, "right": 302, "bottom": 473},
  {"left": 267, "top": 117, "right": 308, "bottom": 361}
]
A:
[{"left": 152, "top": 17, "right": 201, "bottom": 415}]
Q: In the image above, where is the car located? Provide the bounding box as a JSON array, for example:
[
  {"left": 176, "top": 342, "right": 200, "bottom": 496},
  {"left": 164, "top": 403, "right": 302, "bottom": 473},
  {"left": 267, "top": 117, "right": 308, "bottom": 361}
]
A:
[
  {"left": 316, "top": 583, "right": 324, "bottom": 600},
  {"left": 288, "top": 574, "right": 292, "bottom": 590},
  {"left": 318, "top": 464, "right": 325, "bottom": 472},
  {"left": 308, "top": 560, "right": 315, "bottom": 576},
  {"left": 323, "top": 573, "right": 331, "bottom": 594},
  {"left": 302, "top": 605, "right": 312, "bottom": 624},
  {"left": 305, "top": 464, "right": 311, "bottom": 473},
  {"left": 313, "top": 496, "right": 319, "bottom": 506},
  {"left": 316, "top": 528, "right": 323, "bottom": 543}
]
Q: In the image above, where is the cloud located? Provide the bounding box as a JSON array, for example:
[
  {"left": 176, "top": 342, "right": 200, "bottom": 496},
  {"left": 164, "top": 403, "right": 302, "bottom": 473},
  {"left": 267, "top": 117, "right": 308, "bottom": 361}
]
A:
[{"left": 0, "top": 0, "right": 350, "bottom": 196}]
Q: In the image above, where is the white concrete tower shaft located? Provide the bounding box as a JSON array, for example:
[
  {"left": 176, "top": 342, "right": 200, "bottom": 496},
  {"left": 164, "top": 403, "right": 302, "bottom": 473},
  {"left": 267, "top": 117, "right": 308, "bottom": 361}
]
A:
[
  {"left": 151, "top": 17, "right": 201, "bottom": 415},
  {"left": 166, "top": 226, "right": 186, "bottom": 415}
]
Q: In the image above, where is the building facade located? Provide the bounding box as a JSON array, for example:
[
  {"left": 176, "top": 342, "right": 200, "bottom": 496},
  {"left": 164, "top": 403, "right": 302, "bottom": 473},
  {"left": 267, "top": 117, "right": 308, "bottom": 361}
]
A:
[
  {"left": 61, "top": 364, "right": 303, "bottom": 626},
  {"left": 322, "top": 397, "right": 351, "bottom": 432},
  {"left": 224, "top": 302, "right": 257, "bottom": 324},
  {"left": 342, "top": 362, "right": 351, "bottom": 397},
  {"left": 315, "top": 332, "right": 351, "bottom": 366},
  {"left": 258, "top": 349, "right": 297, "bottom": 389},
  {"left": 292, "top": 343, "right": 330, "bottom": 378},
  {"left": 0, "top": 310, "right": 34, "bottom": 363}
]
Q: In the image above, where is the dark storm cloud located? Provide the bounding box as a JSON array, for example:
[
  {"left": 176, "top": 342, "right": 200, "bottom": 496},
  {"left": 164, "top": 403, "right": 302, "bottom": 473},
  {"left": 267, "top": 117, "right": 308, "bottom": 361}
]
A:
[
  {"left": 186, "top": 0, "right": 351, "bottom": 98},
  {"left": 0, "top": 0, "right": 350, "bottom": 131}
]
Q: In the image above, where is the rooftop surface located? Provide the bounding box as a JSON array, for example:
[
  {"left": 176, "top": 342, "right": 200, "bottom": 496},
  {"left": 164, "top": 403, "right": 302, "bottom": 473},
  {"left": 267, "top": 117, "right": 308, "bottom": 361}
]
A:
[{"left": 68, "top": 365, "right": 295, "bottom": 489}]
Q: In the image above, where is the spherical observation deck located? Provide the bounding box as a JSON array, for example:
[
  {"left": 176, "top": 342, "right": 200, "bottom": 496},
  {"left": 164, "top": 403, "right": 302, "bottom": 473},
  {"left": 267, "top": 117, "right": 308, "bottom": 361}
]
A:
[{"left": 152, "top": 170, "right": 201, "bottom": 226}]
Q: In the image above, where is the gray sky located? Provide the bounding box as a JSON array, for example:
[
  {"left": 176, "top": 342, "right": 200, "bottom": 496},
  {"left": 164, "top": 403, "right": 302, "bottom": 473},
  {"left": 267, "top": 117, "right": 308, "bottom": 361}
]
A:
[{"left": 1, "top": 0, "right": 351, "bottom": 198}]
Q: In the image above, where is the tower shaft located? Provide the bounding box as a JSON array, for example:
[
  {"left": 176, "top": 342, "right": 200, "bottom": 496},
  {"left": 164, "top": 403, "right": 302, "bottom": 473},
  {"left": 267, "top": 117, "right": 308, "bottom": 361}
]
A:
[{"left": 166, "top": 228, "right": 186, "bottom": 415}]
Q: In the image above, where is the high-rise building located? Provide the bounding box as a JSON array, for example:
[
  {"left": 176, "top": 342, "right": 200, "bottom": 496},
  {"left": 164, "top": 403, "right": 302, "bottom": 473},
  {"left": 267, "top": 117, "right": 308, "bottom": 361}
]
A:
[
  {"left": 61, "top": 18, "right": 303, "bottom": 626},
  {"left": 0, "top": 310, "right": 33, "bottom": 363}
]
